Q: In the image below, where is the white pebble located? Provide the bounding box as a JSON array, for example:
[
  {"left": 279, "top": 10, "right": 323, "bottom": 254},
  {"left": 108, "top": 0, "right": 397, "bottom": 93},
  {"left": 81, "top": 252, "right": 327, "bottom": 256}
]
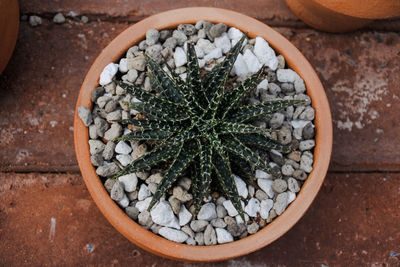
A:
[
  {"left": 235, "top": 213, "right": 249, "bottom": 224},
  {"left": 115, "top": 141, "right": 132, "bottom": 154},
  {"left": 138, "top": 184, "right": 152, "bottom": 201},
  {"left": 288, "top": 191, "right": 296, "bottom": 204},
  {"left": 291, "top": 120, "right": 309, "bottom": 129},
  {"left": 174, "top": 47, "right": 187, "bottom": 67},
  {"left": 196, "top": 38, "right": 216, "bottom": 54},
  {"left": 119, "top": 58, "right": 128, "bottom": 73},
  {"left": 150, "top": 200, "right": 180, "bottom": 229},
  {"left": 242, "top": 49, "right": 262, "bottom": 74},
  {"left": 197, "top": 203, "right": 217, "bottom": 221},
  {"left": 203, "top": 47, "right": 222, "bottom": 62},
  {"left": 116, "top": 154, "right": 133, "bottom": 166},
  {"left": 244, "top": 198, "right": 260, "bottom": 217},
  {"left": 100, "top": 63, "right": 119, "bottom": 86},
  {"left": 232, "top": 53, "right": 249, "bottom": 77},
  {"left": 253, "top": 37, "right": 278, "bottom": 70},
  {"left": 118, "top": 173, "right": 138, "bottom": 192},
  {"left": 255, "top": 169, "right": 272, "bottom": 179},
  {"left": 234, "top": 175, "right": 248, "bottom": 198},
  {"left": 159, "top": 227, "right": 188, "bottom": 243},
  {"left": 257, "top": 79, "right": 269, "bottom": 90},
  {"left": 277, "top": 69, "right": 300, "bottom": 83},
  {"left": 118, "top": 194, "right": 129, "bottom": 208},
  {"left": 257, "top": 178, "right": 275, "bottom": 198},
  {"left": 178, "top": 205, "right": 193, "bottom": 226},
  {"left": 259, "top": 199, "right": 274, "bottom": 219},
  {"left": 216, "top": 228, "right": 234, "bottom": 244},
  {"left": 214, "top": 32, "right": 231, "bottom": 53},
  {"left": 227, "top": 27, "right": 244, "bottom": 40},
  {"left": 135, "top": 196, "right": 152, "bottom": 212}
]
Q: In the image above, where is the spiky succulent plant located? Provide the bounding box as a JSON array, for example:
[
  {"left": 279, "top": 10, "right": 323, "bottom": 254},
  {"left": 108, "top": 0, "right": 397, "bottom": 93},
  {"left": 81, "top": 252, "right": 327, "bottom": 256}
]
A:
[{"left": 114, "top": 35, "right": 301, "bottom": 218}]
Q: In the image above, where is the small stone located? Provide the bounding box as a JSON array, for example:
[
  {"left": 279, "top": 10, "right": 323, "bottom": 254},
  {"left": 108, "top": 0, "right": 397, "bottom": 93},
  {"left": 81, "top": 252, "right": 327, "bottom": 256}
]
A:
[
  {"left": 278, "top": 127, "right": 292, "bottom": 145},
  {"left": 288, "top": 177, "right": 300, "bottom": 193},
  {"left": 174, "top": 47, "right": 187, "bottom": 67},
  {"left": 118, "top": 194, "right": 129, "bottom": 208},
  {"left": 125, "top": 206, "right": 139, "bottom": 220},
  {"left": 277, "top": 69, "right": 300, "bottom": 83},
  {"left": 196, "top": 38, "right": 216, "bottom": 55},
  {"left": 127, "top": 191, "right": 138, "bottom": 201},
  {"left": 227, "top": 27, "right": 244, "bottom": 40},
  {"left": 172, "top": 30, "right": 187, "bottom": 46},
  {"left": 146, "top": 44, "right": 163, "bottom": 62},
  {"left": 90, "top": 154, "right": 103, "bottom": 166},
  {"left": 269, "top": 149, "right": 284, "bottom": 166},
  {"left": 274, "top": 192, "right": 289, "bottom": 215},
  {"left": 197, "top": 203, "right": 217, "bottom": 221},
  {"left": 216, "top": 204, "right": 227, "bottom": 218},
  {"left": 110, "top": 181, "right": 124, "bottom": 201},
  {"left": 118, "top": 58, "right": 128, "bottom": 73},
  {"left": 102, "top": 141, "right": 115, "bottom": 160},
  {"left": 277, "top": 55, "right": 285, "bottom": 69},
  {"left": 159, "top": 227, "right": 188, "bottom": 243},
  {"left": 299, "top": 106, "right": 315, "bottom": 121},
  {"left": 300, "top": 154, "right": 313, "bottom": 173},
  {"left": 94, "top": 117, "right": 109, "bottom": 137},
  {"left": 272, "top": 179, "right": 288, "bottom": 193},
  {"left": 268, "top": 82, "right": 281, "bottom": 95},
  {"left": 178, "top": 205, "right": 193, "bottom": 226},
  {"left": 131, "top": 144, "right": 147, "bottom": 160},
  {"left": 260, "top": 199, "right": 274, "bottom": 219},
  {"left": 254, "top": 37, "right": 278, "bottom": 70},
  {"left": 190, "top": 220, "right": 208, "bottom": 232},
  {"left": 203, "top": 47, "right": 222, "bottom": 62},
  {"left": 255, "top": 189, "right": 268, "bottom": 201},
  {"left": 209, "top": 23, "right": 227, "bottom": 38},
  {"left": 178, "top": 177, "right": 191, "bottom": 191},
  {"left": 288, "top": 151, "right": 301, "bottom": 162},
  {"left": 299, "top": 140, "right": 315, "bottom": 151},
  {"left": 96, "top": 163, "right": 119, "bottom": 177},
  {"left": 269, "top": 113, "right": 285, "bottom": 129},
  {"left": 147, "top": 183, "right": 157, "bottom": 195},
  {"left": 211, "top": 218, "right": 226, "bottom": 228},
  {"left": 151, "top": 224, "right": 162, "bottom": 234},
  {"left": 115, "top": 141, "right": 132, "bottom": 154},
  {"left": 100, "top": 63, "right": 118, "bottom": 86},
  {"left": 138, "top": 184, "right": 152, "bottom": 201},
  {"left": 247, "top": 222, "right": 260, "bottom": 234},
  {"left": 78, "top": 106, "right": 92, "bottom": 126},
  {"left": 127, "top": 56, "right": 146, "bottom": 71},
  {"left": 168, "top": 196, "right": 181, "bottom": 215},
  {"left": 267, "top": 209, "right": 277, "bottom": 223},
  {"left": 195, "top": 232, "right": 204, "bottom": 245},
  {"left": 257, "top": 178, "right": 275, "bottom": 198},
  {"left": 136, "top": 172, "right": 149, "bottom": 181},
  {"left": 248, "top": 185, "right": 255, "bottom": 198},
  {"left": 303, "top": 123, "right": 315, "bottom": 139},
  {"left": 178, "top": 24, "right": 196, "bottom": 36},
  {"left": 232, "top": 53, "right": 249, "bottom": 77},
  {"left": 91, "top": 87, "right": 104, "bottom": 102},
  {"left": 181, "top": 225, "right": 195, "bottom": 239},
  {"left": 81, "top": 16, "right": 89, "bottom": 24},
  {"left": 204, "top": 224, "right": 218, "bottom": 245},
  {"left": 224, "top": 216, "right": 236, "bottom": 226},
  {"left": 223, "top": 200, "right": 238, "bottom": 217},
  {"left": 104, "top": 178, "right": 116, "bottom": 193},
  {"left": 294, "top": 78, "right": 306, "bottom": 93},
  {"left": 163, "top": 37, "right": 178, "bottom": 50},
  {"left": 244, "top": 198, "right": 260, "bottom": 217},
  {"left": 293, "top": 169, "right": 307, "bottom": 180},
  {"left": 106, "top": 110, "right": 122, "bottom": 122},
  {"left": 29, "top": 15, "right": 42, "bottom": 27},
  {"left": 104, "top": 123, "right": 122, "bottom": 141},
  {"left": 104, "top": 100, "right": 118, "bottom": 113},
  {"left": 281, "top": 82, "right": 294, "bottom": 93},
  {"left": 145, "top": 29, "right": 160, "bottom": 46},
  {"left": 281, "top": 164, "right": 295, "bottom": 176},
  {"left": 288, "top": 191, "right": 297, "bottom": 203},
  {"left": 146, "top": 173, "right": 163, "bottom": 184},
  {"left": 214, "top": 33, "right": 231, "bottom": 53},
  {"left": 126, "top": 69, "right": 138, "bottom": 83},
  {"left": 234, "top": 175, "right": 248, "bottom": 198},
  {"left": 172, "top": 186, "right": 193, "bottom": 202},
  {"left": 135, "top": 196, "right": 152, "bottom": 212},
  {"left": 243, "top": 49, "right": 262, "bottom": 74},
  {"left": 88, "top": 140, "right": 105, "bottom": 155},
  {"left": 53, "top": 13, "right": 65, "bottom": 24},
  {"left": 150, "top": 200, "right": 180, "bottom": 229},
  {"left": 255, "top": 169, "right": 272, "bottom": 179},
  {"left": 227, "top": 223, "right": 246, "bottom": 237}
]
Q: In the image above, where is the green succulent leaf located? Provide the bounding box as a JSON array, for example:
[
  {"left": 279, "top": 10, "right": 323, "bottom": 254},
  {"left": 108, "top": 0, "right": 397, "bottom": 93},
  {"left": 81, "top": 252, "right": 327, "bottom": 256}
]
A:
[{"left": 235, "top": 132, "right": 291, "bottom": 153}]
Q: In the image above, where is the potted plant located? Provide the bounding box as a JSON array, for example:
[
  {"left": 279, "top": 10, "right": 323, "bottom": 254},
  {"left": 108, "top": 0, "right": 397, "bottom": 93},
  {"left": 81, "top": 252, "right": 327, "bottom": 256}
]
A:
[
  {"left": 285, "top": 0, "right": 400, "bottom": 33},
  {"left": 74, "top": 7, "right": 332, "bottom": 262},
  {"left": 0, "top": 0, "right": 19, "bottom": 74}
]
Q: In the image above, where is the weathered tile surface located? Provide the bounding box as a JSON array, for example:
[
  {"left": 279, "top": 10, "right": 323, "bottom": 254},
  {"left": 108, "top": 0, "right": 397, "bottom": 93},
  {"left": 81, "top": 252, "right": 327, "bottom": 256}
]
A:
[{"left": 1, "top": 173, "right": 399, "bottom": 266}]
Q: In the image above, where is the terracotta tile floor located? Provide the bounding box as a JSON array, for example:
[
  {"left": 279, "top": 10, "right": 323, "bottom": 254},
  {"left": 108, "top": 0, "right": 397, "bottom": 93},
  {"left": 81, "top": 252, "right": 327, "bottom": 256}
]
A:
[{"left": 1, "top": 1, "right": 399, "bottom": 266}]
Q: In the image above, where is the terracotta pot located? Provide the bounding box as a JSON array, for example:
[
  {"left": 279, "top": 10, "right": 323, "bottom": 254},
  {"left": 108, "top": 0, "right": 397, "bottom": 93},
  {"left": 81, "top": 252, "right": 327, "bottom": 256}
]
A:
[
  {"left": 74, "top": 7, "right": 332, "bottom": 262},
  {"left": 285, "top": 0, "right": 400, "bottom": 33},
  {"left": 0, "top": 0, "right": 19, "bottom": 74}
]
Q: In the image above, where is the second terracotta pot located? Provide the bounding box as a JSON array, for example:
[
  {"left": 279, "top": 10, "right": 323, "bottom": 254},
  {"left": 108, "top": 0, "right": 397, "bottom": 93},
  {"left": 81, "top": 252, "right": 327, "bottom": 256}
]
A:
[{"left": 74, "top": 7, "right": 333, "bottom": 262}]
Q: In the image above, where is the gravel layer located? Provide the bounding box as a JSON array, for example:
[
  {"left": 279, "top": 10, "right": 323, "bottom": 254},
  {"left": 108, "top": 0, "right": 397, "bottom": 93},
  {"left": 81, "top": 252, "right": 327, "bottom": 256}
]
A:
[{"left": 78, "top": 21, "right": 315, "bottom": 245}]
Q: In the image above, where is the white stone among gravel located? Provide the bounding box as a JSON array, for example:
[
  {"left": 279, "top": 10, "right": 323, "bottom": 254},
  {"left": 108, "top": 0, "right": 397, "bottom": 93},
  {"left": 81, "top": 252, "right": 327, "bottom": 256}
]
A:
[
  {"left": 100, "top": 63, "right": 119, "bottom": 86},
  {"left": 244, "top": 198, "right": 260, "bottom": 217},
  {"left": 291, "top": 120, "right": 310, "bottom": 129},
  {"left": 203, "top": 47, "right": 222, "bottom": 62},
  {"left": 116, "top": 154, "right": 133, "bottom": 166},
  {"left": 299, "top": 140, "right": 315, "bottom": 151},
  {"left": 274, "top": 192, "right": 289, "bottom": 215},
  {"left": 227, "top": 27, "right": 243, "bottom": 40},
  {"left": 53, "top": 13, "right": 65, "bottom": 24},
  {"left": 235, "top": 213, "right": 250, "bottom": 224},
  {"left": 257, "top": 79, "right": 269, "bottom": 91},
  {"left": 234, "top": 175, "right": 248, "bottom": 198},
  {"left": 214, "top": 33, "right": 231, "bottom": 53},
  {"left": 260, "top": 199, "right": 274, "bottom": 219},
  {"left": 158, "top": 227, "right": 188, "bottom": 243},
  {"left": 115, "top": 141, "right": 132, "bottom": 154},
  {"left": 119, "top": 58, "right": 128, "bottom": 73},
  {"left": 197, "top": 203, "right": 217, "bottom": 221},
  {"left": 257, "top": 178, "right": 275, "bottom": 198},
  {"left": 216, "top": 228, "right": 234, "bottom": 244},
  {"left": 242, "top": 49, "right": 262, "bottom": 74},
  {"left": 174, "top": 47, "right": 187, "bottom": 67},
  {"left": 150, "top": 200, "right": 180, "bottom": 229},
  {"left": 288, "top": 191, "right": 296, "bottom": 204},
  {"left": 255, "top": 169, "right": 272, "bottom": 179},
  {"left": 88, "top": 140, "right": 105, "bottom": 155},
  {"left": 78, "top": 106, "right": 92, "bottom": 126},
  {"left": 222, "top": 200, "right": 238, "bottom": 217},
  {"left": 118, "top": 194, "right": 129, "bottom": 208},
  {"left": 300, "top": 153, "right": 313, "bottom": 173},
  {"left": 118, "top": 173, "right": 138, "bottom": 192},
  {"left": 178, "top": 205, "right": 192, "bottom": 226},
  {"left": 276, "top": 68, "right": 300, "bottom": 83},
  {"left": 253, "top": 37, "right": 278, "bottom": 70},
  {"left": 135, "top": 196, "right": 152, "bottom": 212},
  {"left": 197, "top": 38, "right": 216, "bottom": 55},
  {"left": 232, "top": 53, "right": 249, "bottom": 77},
  {"left": 138, "top": 184, "right": 152, "bottom": 201}
]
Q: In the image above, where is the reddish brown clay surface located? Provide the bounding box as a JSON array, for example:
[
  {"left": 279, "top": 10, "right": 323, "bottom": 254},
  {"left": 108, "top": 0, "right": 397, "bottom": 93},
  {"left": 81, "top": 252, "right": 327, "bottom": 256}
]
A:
[
  {"left": 0, "top": 0, "right": 19, "bottom": 73},
  {"left": 1, "top": 172, "right": 399, "bottom": 266}
]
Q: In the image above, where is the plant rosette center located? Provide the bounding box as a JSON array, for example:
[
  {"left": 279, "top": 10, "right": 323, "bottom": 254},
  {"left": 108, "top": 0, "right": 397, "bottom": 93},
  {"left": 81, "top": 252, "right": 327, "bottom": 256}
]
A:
[{"left": 78, "top": 21, "right": 316, "bottom": 245}]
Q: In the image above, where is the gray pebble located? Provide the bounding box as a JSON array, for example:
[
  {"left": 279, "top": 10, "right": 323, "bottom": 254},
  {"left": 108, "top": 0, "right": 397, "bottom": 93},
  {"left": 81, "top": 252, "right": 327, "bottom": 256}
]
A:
[
  {"left": 29, "top": 15, "right": 42, "bottom": 27},
  {"left": 146, "top": 44, "right": 163, "bottom": 63},
  {"left": 151, "top": 224, "right": 162, "bottom": 234},
  {"left": 281, "top": 82, "right": 294, "bottom": 93},
  {"left": 285, "top": 159, "right": 300, "bottom": 169},
  {"left": 91, "top": 87, "right": 104, "bottom": 102},
  {"left": 104, "top": 178, "right": 116, "bottom": 193},
  {"left": 272, "top": 179, "right": 288, "bottom": 193},
  {"left": 303, "top": 123, "right": 315, "bottom": 139},
  {"left": 227, "top": 223, "right": 246, "bottom": 237},
  {"left": 138, "top": 40, "right": 147, "bottom": 50},
  {"left": 278, "top": 127, "right": 292, "bottom": 145},
  {"left": 299, "top": 140, "right": 315, "bottom": 151},
  {"left": 195, "top": 232, "right": 204, "bottom": 245},
  {"left": 269, "top": 113, "right": 285, "bottom": 129},
  {"left": 255, "top": 189, "right": 268, "bottom": 201},
  {"left": 209, "top": 23, "right": 227, "bottom": 38},
  {"left": 181, "top": 225, "right": 195, "bottom": 239},
  {"left": 89, "top": 124, "right": 98, "bottom": 139},
  {"left": 178, "top": 24, "right": 197, "bottom": 36},
  {"left": 81, "top": 16, "right": 89, "bottom": 24},
  {"left": 300, "top": 154, "right": 313, "bottom": 173},
  {"left": 269, "top": 150, "right": 284, "bottom": 165},
  {"left": 78, "top": 106, "right": 92, "bottom": 126},
  {"left": 281, "top": 164, "right": 295, "bottom": 176},
  {"left": 204, "top": 224, "right": 217, "bottom": 245},
  {"left": 127, "top": 56, "right": 146, "bottom": 71},
  {"left": 90, "top": 154, "right": 103, "bottom": 166},
  {"left": 190, "top": 220, "right": 208, "bottom": 232},
  {"left": 126, "top": 69, "right": 138, "bottom": 83},
  {"left": 299, "top": 106, "right": 315, "bottom": 121},
  {"left": 224, "top": 216, "right": 236, "bottom": 225},
  {"left": 147, "top": 183, "right": 157, "bottom": 195},
  {"left": 102, "top": 141, "right": 115, "bottom": 160},
  {"left": 163, "top": 37, "right": 178, "bottom": 50},
  {"left": 159, "top": 30, "right": 171, "bottom": 41},
  {"left": 168, "top": 197, "right": 181, "bottom": 215},
  {"left": 216, "top": 204, "right": 227, "bottom": 218},
  {"left": 172, "top": 186, "right": 193, "bottom": 202},
  {"left": 97, "top": 95, "right": 111, "bottom": 109},
  {"left": 248, "top": 185, "right": 255, "bottom": 198},
  {"left": 104, "top": 123, "right": 122, "bottom": 141},
  {"left": 104, "top": 82, "right": 116, "bottom": 94},
  {"left": 186, "top": 237, "right": 196, "bottom": 245},
  {"left": 288, "top": 151, "right": 301, "bottom": 162},
  {"left": 211, "top": 218, "right": 227, "bottom": 228},
  {"left": 110, "top": 181, "right": 124, "bottom": 201},
  {"left": 268, "top": 82, "right": 281, "bottom": 95},
  {"left": 96, "top": 162, "right": 120, "bottom": 177},
  {"left": 267, "top": 209, "right": 277, "bottom": 223},
  {"left": 135, "top": 72, "right": 146, "bottom": 85},
  {"left": 288, "top": 177, "right": 300, "bottom": 193},
  {"left": 172, "top": 30, "right": 187, "bottom": 46},
  {"left": 294, "top": 78, "right": 306, "bottom": 93},
  {"left": 293, "top": 169, "right": 307, "bottom": 180},
  {"left": 277, "top": 55, "right": 285, "bottom": 69},
  {"left": 125, "top": 206, "right": 139, "bottom": 220},
  {"left": 145, "top": 29, "right": 160, "bottom": 46},
  {"left": 127, "top": 191, "right": 138, "bottom": 201},
  {"left": 88, "top": 139, "right": 105, "bottom": 155},
  {"left": 273, "top": 193, "right": 288, "bottom": 215},
  {"left": 247, "top": 222, "right": 259, "bottom": 234},
  {"left": 138, "top": 211, "right": 153, "bottom": 228}
]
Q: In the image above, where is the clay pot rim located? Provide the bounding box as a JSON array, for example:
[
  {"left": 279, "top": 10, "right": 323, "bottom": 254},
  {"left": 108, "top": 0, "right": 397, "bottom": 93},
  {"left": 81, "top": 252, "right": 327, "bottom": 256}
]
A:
[{"left": 74, "top": 7, "right": 332, "bottom": 262}]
